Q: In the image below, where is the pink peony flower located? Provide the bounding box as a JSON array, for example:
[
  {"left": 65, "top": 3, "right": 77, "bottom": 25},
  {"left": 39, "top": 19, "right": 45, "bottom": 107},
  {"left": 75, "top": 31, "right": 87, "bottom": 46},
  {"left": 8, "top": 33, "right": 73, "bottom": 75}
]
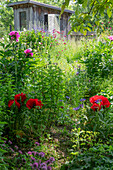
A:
[
  {"left": 9, "top": 31, "right": 20, "bottom": 42},
  {"left": 108, "top": 36, "right": 113, "bottom": 40},
  {"left": 24, "top": 49, "right": 33, "bottom": 57}
]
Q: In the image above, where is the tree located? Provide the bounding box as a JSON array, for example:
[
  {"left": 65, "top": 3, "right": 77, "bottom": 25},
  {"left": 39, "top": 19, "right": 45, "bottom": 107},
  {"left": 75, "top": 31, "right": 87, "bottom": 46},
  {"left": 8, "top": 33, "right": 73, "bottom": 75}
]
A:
[{"left": 61, "top": 0, "right": 113, "bottom": 34}]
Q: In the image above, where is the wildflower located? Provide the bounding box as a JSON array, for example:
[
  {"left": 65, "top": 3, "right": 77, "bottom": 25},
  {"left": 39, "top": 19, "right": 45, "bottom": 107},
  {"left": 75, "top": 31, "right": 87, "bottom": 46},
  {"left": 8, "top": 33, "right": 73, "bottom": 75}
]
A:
[
  {"left": 26, "top": 99, "right": 43, "bottom": 109},
  {"left": 32, "top": 151, "right": 37, "bottom": 156},
  {"left": 28, "top": 151, "right": 32, "bottom": 155},
  {"left": 18, "top": 150, "right": 23, "bottom": 154},
  {"left": 47, "top": 166, "right": 52, "bottom": 170},
  {"left": 76, "top": 72, "right": 79, "bottom": 75},
  {"left": 38, "top": 152, "right": 45, "bottom": 157},
  {"left": 9, "top": 147, "right": 14, "bottom": 152},
  {"left": 31, "top": 157, "right": 36, "bottom": 161},
  {"left": 110, "top": 27, "right": 112, "bottom": 29},
  {"left": 22, "top": 158, "right": 26, "bottom": 163},
  {"left": 66, "top": 96, "right": 70, "bottom": 99},
  {"left": 80, "top": 98, "right": 86, "bottom": 102},
  {"left": 108, "top": 22, "right": 110, "bottom": 23},
  {"left": 8, "top": 140, "right": 12, "bottom": 144},
  {"left": 24, "top": 49, "right": 33, "bottom": 57},
  {"left": 73, "top": 106, "right": 80, "bottom": 111},
  {"left": 14, "top": 145, "right": 18, "bottom": 149},
  {"left": 79, "top": 104, "right": 83, "bottom": 108},
  {"left": 49, "top": 157, "right": 55, "bottom": 163},
  {"left": 9, "top": 31, "right": 20, "bottom": 42},
  {"left": 40, "top": 163, "right": 47, "bottom": 170},
  {"left": 64, "top": 42, "right": 66, "bottom": 44},
  {"left": 64, "top": 35, "right": 66, "bottom": 37},
  {"left": 32, "top": 162, "right": 39, "bottom": 169},
  {"left": 35, "top": 142, "right": 39, "bottom": 146}
]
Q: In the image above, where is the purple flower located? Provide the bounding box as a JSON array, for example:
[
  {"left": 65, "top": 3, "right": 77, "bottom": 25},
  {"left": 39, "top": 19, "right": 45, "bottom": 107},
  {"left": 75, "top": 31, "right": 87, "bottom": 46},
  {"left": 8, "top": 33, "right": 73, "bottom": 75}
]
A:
[
  {"left": 28, "top": 151, "right": 32, "bottom": 155},
  {"left": 35, "top": 142, "right": 39, "bottom": 146},
  {"left": 79, "top": 104, "right": 83, "bottom": 108},
  {"left": 80, "top": 98, "right": 86, "bottom": 102},
  {"left": 40, "top": 163, "right": 47, "bottom": 170},
  {"left": 32, "top": 151, "right": 37, "bottom": 156},
  {"left": 18, "top": 150, "right": 23, "bottom": 154},
  {"left": 47, "top": 166, "right": 52, "bottom": 170},
  {"left": 38, "top": 152, "right": 45, "bottom": 157},
  {"left": 8, "top": 140, "right": 12, "bottom": 144},
  {"left": 73, "top": 106, "right": 80, "bottom": 111},
  {"left": 31, "top": 157, "right": 36, "bottom": 161},
  {"left": 66, "top": 96, "right": 70, "bottom": 99},
  {"left": 22, "top": 158, "right": 26, "bottom": 163},
  {"left": 9, "top": 147, "right": 14, "bottom": 152},
  {"left": 59, "top": 100, "right": 63, "bottom": 102},
  {"left": 49, "top": 157, "right": 55, "bottom": 163},
  {"left": 14, "top": 145, "right": 18, "bottom": 149},
  {"left": 32, "top": 162, "right": 39, "bottom": 169},
  {"left": 76, "top": 72, "right": 79, "bottom": 75}
]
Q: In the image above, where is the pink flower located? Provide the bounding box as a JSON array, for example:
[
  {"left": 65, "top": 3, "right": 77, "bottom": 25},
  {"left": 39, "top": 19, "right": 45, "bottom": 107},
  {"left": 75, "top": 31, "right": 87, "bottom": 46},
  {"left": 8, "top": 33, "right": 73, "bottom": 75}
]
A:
[
  {"left": 108, "top": 36, "right": 113, "bottom": 40},
  {"left": 108, "top": 22, "right": 110, "bottom": 23},
  {"left": 101, "top": 22, "right": 104, "bottom": 24},
  {"left": 106, "top": 27, "right": 108, "bottom": 29},
  {"left": 24, "top": 49, "right": 33, "bottom": 57},
  {"left": 9, "top": 31, "right": 20, "bottom": 42},
  {"left": 110, "top": 27, "right": 112, "bottom": 29}
]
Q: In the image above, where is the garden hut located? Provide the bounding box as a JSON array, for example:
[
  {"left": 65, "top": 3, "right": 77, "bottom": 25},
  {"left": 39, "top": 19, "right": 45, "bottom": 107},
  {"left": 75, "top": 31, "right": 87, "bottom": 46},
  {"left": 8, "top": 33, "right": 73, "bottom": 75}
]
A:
[{"left": 8, "top": 0, "right": 74, "bottom": 39}]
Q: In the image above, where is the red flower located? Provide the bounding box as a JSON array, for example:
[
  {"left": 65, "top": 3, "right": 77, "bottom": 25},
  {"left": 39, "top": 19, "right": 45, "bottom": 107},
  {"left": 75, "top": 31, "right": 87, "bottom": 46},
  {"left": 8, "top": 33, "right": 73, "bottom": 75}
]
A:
[
  {"left": 8, "top": 93, "right": 26, "bottom": 109},
  {"left": 8, "top": 99, "right": 21, "bottom": 109},
  {"left": 89, "top": 95, "right": 111, "bottom": 111},
  {"left": 14, "top": 93, "right": 26, "bottom": 103},
  {"left": 26, "top": 99, "right": 43, "bottom": 109},
  {"left": 8, "top": 100, "right": 14, "bottom": 107}
]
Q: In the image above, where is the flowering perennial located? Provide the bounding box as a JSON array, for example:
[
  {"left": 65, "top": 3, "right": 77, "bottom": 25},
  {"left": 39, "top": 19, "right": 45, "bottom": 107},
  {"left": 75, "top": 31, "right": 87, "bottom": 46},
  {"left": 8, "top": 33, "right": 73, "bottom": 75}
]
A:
[
  {"left": 26, "top": 99, "right": 43, "bottom": 109},
  {"left": 24, "top": 49, "right": 33, "bottom": 57},
  {"left": 8, "top": 93, "right": 26, "bottom": 109},
  {"left": 9, "top": 31, "right": 20, "bottom": 42},
  {"left": 89, "top": 95, "right": 111, "bottom": 111}
]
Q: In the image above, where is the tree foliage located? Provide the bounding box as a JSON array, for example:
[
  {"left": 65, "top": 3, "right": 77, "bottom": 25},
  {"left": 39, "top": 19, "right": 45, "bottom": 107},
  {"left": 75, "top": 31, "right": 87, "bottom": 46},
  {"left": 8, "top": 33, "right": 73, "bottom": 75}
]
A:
[{"left": 62, "top": 0, "right": 113, "bottom": 34}]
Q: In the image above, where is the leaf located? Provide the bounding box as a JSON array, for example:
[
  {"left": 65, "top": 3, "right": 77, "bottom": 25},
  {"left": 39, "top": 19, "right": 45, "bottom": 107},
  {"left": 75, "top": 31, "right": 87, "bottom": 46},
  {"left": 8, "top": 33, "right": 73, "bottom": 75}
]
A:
[{"left": 107, "top": 8, "right": 112, "bottom": 18}]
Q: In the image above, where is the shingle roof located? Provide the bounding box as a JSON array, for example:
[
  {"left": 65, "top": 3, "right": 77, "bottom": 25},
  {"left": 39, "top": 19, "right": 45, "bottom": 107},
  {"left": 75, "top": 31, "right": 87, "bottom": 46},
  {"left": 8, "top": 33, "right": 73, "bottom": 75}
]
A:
[{"left": 8, "top": 0, "right": 75, "bottom": 14}]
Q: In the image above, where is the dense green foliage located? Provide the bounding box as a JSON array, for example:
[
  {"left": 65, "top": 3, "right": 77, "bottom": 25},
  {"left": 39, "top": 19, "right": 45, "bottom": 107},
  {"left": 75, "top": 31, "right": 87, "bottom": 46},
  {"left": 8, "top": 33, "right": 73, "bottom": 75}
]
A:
[{"left": 0, "top": 28, "right": 113, "bottom": 169}]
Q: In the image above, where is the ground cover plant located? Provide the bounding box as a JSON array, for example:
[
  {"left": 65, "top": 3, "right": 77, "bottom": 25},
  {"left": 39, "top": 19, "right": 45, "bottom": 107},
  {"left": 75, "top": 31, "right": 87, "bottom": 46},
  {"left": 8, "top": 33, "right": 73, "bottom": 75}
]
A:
[{"left": 0, "top": 28, "right": 113, "bottom": 170}]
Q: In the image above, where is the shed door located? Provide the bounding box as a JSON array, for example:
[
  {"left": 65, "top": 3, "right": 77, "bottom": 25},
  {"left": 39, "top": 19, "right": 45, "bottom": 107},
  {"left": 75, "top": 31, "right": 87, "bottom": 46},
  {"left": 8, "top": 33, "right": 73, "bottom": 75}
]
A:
[
  {"left": 48, "top": 14, "right": 60, "bottom": 34},
  {"left": 19, "top": 11, "right": 27, "bottom": 30}
]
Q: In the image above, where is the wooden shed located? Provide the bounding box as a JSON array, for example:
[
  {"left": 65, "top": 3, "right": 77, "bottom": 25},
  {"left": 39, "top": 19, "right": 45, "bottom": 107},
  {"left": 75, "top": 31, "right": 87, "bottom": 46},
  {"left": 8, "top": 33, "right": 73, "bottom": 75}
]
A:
[{"left": 8, "top": 0, "right": 74, "bottom": 39}]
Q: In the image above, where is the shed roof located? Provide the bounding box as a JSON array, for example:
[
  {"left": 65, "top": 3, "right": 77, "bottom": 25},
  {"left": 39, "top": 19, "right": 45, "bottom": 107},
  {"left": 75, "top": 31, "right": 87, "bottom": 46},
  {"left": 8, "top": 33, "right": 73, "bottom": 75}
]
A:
[{"left": 8, "top": 0, "right": 75, "bottom": 14}]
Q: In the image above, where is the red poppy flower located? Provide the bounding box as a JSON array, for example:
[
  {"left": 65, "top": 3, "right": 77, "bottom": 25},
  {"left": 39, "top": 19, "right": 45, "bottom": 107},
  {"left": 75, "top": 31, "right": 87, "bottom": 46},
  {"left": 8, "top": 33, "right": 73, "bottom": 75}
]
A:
[
  {"left": 14, "top": 93, "right": 26, "bottom": 103},
  {"left": 26, "top": 99, "right": 43, "bottom": 109},
  {"left": 8, "top": 99, "right": 21, "bottom": 109},
  {"left": 89, "top": 95, "right": 111, "bottom": 111},
  {"left": 8, "top": 100, "right": 14, "bottom": 107},
  {"left": 8, "top": 93, "right": 26, "bottom": 109}
]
